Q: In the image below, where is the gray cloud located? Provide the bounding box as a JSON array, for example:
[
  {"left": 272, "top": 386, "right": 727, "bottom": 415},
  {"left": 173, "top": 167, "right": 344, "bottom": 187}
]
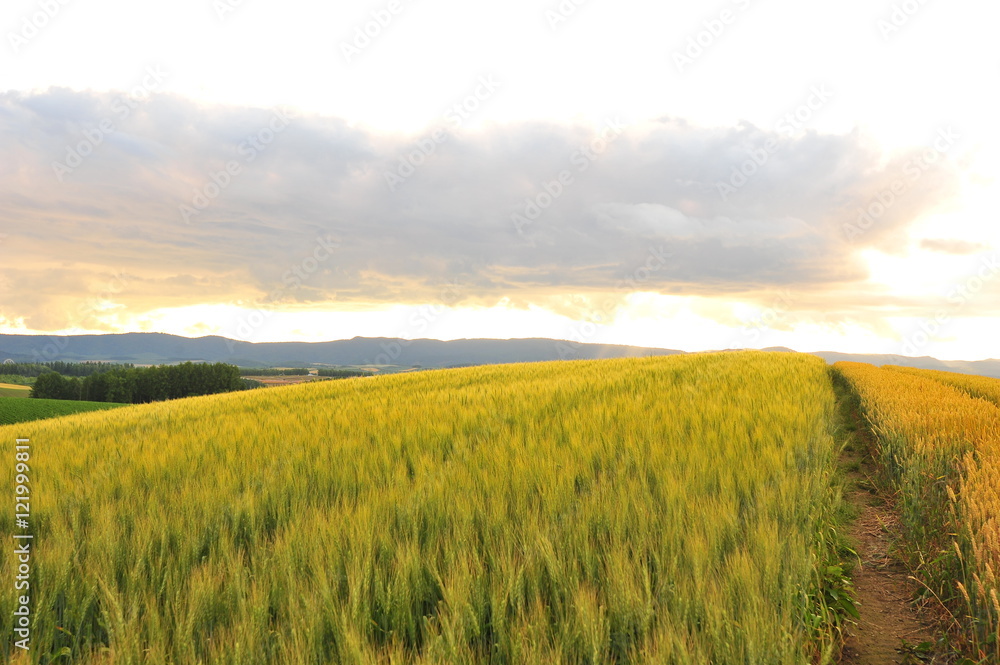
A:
[{"left": 0, "top": 89, "right": 963, "bottom": 331}]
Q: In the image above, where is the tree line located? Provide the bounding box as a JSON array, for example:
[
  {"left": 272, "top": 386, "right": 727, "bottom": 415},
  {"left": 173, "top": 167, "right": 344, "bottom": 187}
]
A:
[
  {"left": 239, "top": 367, "right": 312, "bottom": 376},
  {"left": 31, "top": 362, "right": 252, "bottom": 404},
  {"left": 1, "top": 361, "right": 131, "bottom": 377},
  {"left": 318, "top": 369, "right": 368, "bottom": 378},
  {"left": 239, "top": 368, "right": 368, "bottom": 378}
]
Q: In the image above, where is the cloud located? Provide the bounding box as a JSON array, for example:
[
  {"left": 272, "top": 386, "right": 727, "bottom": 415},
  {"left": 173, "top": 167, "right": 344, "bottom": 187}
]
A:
[
  {"left": 920, "top": 238, "right": 989, "bottom": 255},
  {"left": 0, "top": 89, "right": 963, "bottom": 331}
]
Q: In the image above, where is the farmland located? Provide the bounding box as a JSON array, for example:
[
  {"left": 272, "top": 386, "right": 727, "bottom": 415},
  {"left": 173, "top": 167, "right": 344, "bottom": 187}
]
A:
[
  {"left": 0, "top": 382, "right": 32, "bottom": 398},
  {"left": 835, "top": 362, "right": 1000, "bottom": 662},
  {"left": 884, "top": 364, "right": 1000, "bottom": 408},
  {"left": 0, "top": 352, "right": 850, "bottom": 664},
  {"left": 0, "top": 396, "right": 128, "bottom": 426}
]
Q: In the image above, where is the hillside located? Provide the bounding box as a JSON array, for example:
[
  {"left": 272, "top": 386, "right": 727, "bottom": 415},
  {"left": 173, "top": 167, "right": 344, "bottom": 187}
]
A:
[
  {"left": 0, "top": 333, "right": 683, "bottom": 368},
  {"left": 811, "top": 351, "right": 1000, "bottom": 379},
  {"left": 2, "top": 333, "right": 998, "bottom": 377},
  {"left": 0, "top": 352, "right": 846, "bottom": 664},
  {"left": 0, "top": 396, "right": 128, "bottom": 425}
]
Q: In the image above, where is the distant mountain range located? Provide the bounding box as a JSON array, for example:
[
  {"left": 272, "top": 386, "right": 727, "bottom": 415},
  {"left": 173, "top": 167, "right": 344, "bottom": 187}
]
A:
[
  {"left": 1, "top": 333, "right": 997, "bottom": 378},
  {"left": 757, "top": 346, "right": 1000, "bottom": 378},
  {"left": 0, "top": 333, "right": 682, "bottom": 369}
]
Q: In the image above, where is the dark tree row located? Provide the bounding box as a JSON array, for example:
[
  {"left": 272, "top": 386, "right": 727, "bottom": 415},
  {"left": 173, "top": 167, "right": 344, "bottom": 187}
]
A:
[
  {"left": 0, "top": 361, "right": 132, "bottom": 377},
  {"left": 31, "top": 362, "right": 249, "bottom": 404},
  {"left": 237, "top": 368, "right": 367, "bottom": 378},
  {"left": 317, "top": 369, "right": 368, "bottom": 378},
  {"left": 239, "top": 367, "right": 312, "bottom": 376}
]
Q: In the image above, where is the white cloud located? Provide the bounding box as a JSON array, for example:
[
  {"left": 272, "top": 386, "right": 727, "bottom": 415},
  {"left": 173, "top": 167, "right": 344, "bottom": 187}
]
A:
[{"left": 2, "top": 0, "right": 998, "bottom": 358}]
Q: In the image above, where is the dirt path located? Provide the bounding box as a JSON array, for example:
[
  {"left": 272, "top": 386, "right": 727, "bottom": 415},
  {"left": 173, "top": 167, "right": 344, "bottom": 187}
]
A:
[{"left": 837, "top": 398, "right": 945, "bottom": 664}]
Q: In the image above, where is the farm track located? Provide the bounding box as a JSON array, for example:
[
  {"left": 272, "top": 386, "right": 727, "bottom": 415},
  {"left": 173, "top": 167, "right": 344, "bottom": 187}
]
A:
[{"left": 837, "top": 390, "right": 945, "bottom": 665}]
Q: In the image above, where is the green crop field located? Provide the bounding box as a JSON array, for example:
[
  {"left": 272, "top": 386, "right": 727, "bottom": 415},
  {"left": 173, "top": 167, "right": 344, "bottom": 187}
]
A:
[
  {"left": 0, "top": 352, "right": 855, "bottom": 664},
  {"left": 0, "top": 396, "right": 128, "bottom": 425},
  {"left": 0, "top": 382, "right": 32, "bottom": 398}
]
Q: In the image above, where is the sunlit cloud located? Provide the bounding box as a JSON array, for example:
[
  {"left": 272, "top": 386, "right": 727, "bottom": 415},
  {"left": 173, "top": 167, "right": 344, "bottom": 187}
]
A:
[{"left": 1, "top": 0, "right": 998, "bottom": 360}]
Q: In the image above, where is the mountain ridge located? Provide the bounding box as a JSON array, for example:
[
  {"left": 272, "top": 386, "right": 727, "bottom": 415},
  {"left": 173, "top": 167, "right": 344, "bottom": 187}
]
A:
[{"left": 1, "top": 333, "right": 997, "bottom": 378}]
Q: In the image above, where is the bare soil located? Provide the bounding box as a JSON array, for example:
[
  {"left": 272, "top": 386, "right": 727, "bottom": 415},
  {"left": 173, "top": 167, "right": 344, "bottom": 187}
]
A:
[{"left": 838, "top": 407, "right": 947, "bottom": 664}]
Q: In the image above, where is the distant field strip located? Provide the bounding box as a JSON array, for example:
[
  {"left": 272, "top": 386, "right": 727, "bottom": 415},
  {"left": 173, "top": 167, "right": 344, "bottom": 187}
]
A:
[
  {"left": 1, "top": 352, "right": 844, "bottom": 664},
  {"left": 835, "top": 362, "right": 1000, "bottom": 661},
  {"left": 0, "top": 396, "right": 128, "bottom": 425},
  {"left": 886, "top": 364, "right": 1000, "bottom": 408},
  {"left": 0, "top": 382, "right": 31, "bottom": 398}
]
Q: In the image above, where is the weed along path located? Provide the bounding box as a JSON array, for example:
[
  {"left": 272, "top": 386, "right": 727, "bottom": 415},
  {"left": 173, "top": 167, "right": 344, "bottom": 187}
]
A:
[{"left": 835, "top": 386, "right": 942, "bottom": 665}]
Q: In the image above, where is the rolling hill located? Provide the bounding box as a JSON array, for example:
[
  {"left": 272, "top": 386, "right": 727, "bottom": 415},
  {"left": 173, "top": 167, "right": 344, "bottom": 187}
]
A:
[
  {"left": 1, "top": 333, "right": 997, "bottom": 377},
  {"left": 0, "top": 333, "right": 683, "bottom": 368}
]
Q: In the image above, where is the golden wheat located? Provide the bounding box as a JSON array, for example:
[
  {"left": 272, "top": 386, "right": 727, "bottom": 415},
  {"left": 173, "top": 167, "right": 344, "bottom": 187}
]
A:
[
  {"left": 886, "top": 365, "right": 1000, "bottom": 409},
  {"left": 835, "top": 361, "right": 1000, "bottom": 659},
  {"left": 1, "top": 352, "right": 845, "bottom": 664}
]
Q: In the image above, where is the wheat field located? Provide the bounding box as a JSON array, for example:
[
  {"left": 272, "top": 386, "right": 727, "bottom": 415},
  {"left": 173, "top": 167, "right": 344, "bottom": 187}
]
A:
[
  {"left": 0, "top": 352, "right": 849, "bottom": 664},
  {"left": 885, "top": 365, "right": 1000, "bottom": 409},
  {"left": 835, "top": 362, "right": 1000, "bottom": 660}
]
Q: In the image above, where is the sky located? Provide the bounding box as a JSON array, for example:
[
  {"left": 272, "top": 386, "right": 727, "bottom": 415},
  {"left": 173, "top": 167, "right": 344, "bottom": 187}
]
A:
[{"left": 1, "top": 0, "right": 998, "bottom": 360}]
